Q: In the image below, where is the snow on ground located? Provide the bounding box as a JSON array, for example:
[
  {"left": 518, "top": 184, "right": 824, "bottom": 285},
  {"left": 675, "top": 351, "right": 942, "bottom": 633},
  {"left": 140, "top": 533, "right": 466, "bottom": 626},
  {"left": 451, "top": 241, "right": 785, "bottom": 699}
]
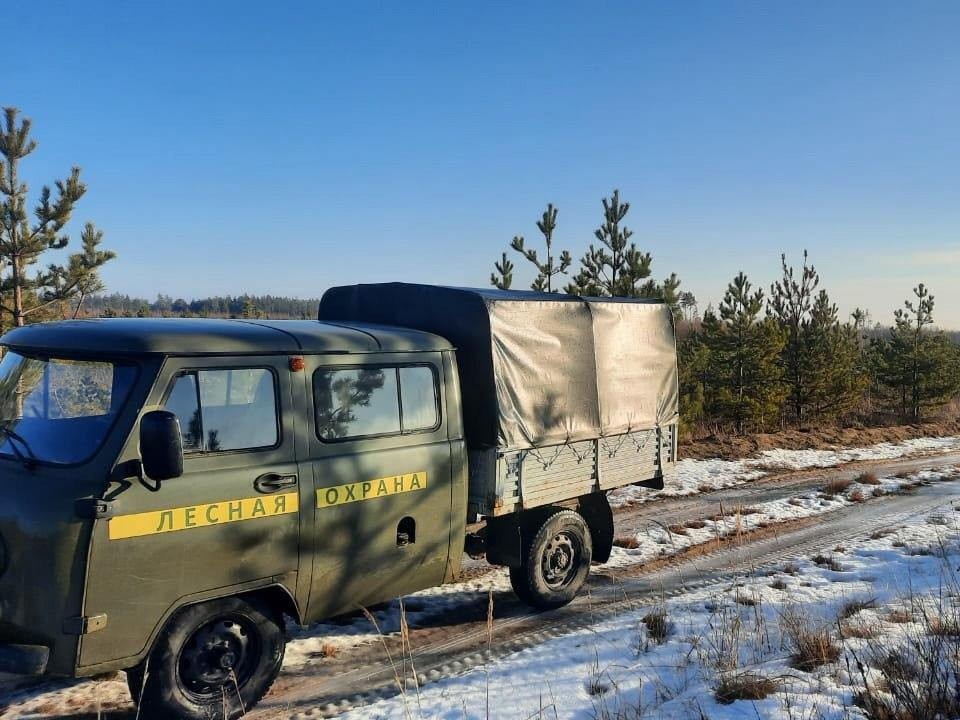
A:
[
  {"left": 333, "top": 474, "right": 960, "bottom": 720},
  {"left": 2, "top": 442, "right": 958, "bottom": 719},
  {"left": 609, "top": 435, "right": 960, "bottom": 507}
]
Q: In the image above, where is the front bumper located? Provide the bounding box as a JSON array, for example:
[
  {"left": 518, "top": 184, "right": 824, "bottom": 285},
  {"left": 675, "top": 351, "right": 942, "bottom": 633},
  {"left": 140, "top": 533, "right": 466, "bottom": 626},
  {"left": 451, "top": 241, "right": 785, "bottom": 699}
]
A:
[{"left": 0, "top": 643, "right": 50, "bottom": 675}]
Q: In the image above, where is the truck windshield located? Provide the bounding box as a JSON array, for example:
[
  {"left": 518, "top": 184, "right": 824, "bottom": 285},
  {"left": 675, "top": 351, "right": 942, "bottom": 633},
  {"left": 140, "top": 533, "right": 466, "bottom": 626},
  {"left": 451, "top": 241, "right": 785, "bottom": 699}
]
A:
[{"left": 0, "top": 350, "right": 137, "bottom": 466}]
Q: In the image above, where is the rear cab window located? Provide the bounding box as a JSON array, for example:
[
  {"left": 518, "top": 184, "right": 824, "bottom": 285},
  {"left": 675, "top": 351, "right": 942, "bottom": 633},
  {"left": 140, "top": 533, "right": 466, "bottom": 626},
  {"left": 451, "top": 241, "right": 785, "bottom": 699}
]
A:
[{"left": 314, "top": 363, "right": 440, "bottom": 441}]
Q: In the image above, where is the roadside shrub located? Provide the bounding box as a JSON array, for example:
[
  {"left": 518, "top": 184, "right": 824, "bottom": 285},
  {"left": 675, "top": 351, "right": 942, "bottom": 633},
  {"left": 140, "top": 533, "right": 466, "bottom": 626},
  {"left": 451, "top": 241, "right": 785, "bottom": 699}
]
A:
[
  {"left": 857, "top": 471, "right": 882, "bottom": 486},
  {"left": 715, "top": 672, "right": 778, "bottom": 704},
  {"left": 839, "top": 598, "right": 878, "bottom": 620},
  {"left": 642, "top": 609, "right": 672, "bottom": 644},
  {"left": 812, "top": 554, "right": 846, "bottom": 572},
  {"left": 823, "top": 478, "right": 854, "bottom": 496},
  {"left": 886, "top": 609, "right": 913, "bottom": 624},
  {"left": 851, "top": 585, "right": 960, "bottom": 720},
  {"left": 780, "top": 609, "right": 841, "bottom": 671}
]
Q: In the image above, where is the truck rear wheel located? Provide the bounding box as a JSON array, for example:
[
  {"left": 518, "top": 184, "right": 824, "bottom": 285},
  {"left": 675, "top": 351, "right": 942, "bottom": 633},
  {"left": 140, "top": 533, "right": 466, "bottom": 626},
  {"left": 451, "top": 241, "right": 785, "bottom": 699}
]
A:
[
  {"left": 132, "top": 595, "right": 285, "bottom": 720},
  {"left": 510, "top": 509, "right": 593, "bottom": 610}
]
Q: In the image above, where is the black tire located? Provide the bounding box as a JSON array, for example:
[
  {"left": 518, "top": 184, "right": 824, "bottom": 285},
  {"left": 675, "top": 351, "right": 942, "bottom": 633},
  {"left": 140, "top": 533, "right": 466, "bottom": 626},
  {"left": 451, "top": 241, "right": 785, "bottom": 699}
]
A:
[
  {"left": 510, "top": 509, "right": 593, "bottom": 610},
  {"left": 135, "top": 595, "right": 285, "bottom": 720}
]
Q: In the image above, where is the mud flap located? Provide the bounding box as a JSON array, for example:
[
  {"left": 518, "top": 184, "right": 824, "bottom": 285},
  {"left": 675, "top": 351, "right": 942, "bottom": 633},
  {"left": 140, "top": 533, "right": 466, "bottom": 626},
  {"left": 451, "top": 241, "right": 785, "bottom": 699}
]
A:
[{"left": 578, "top": 492, "right": 614, "bottom": 563}]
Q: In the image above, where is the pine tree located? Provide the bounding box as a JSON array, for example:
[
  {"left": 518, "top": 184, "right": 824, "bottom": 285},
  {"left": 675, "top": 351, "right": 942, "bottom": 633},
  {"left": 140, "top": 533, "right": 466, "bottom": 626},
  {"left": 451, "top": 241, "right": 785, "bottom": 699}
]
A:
[
  {"left": 0, "top": 107, "right": 114, "bottom": 333},
  {"left": 564, "top": 189, "right": 682, "bottom": 317},
  {"left": 677, "top": 333, "right": 711, "bottom": 436},
  {"left": 567, "top": 189, "right": 648, "bottom": 296},
  {"left": 874, "top": 284, "right": 960, "bottom": 420},
  {"left": 490, "top": 251, "right": 514, "bottom": 290},
  {"left": 804, "top": 290, "right": 867, "bottom": 420},
  {"left": 768, "top": 250, "right": 821, "bottom": 428},
  {"left": 678, "top": 291, "right": 699, "bottom": 322},
  {"left": 241, "top": 296, "right": 262, "bottom": 319},
  {"left": 63, "top": 223, "right": 115, "bottom": 318},
  {"left": 509, "top": 203, "right": 571, "bottom": 292},
  {"left": 700, "top": 272, "right": 784, "bottom": 433}
]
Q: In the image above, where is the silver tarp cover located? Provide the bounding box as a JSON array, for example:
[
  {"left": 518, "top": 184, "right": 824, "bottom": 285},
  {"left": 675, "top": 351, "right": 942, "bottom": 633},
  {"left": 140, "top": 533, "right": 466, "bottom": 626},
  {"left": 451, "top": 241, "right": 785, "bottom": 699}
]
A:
[{"left": 319, "top": 284, "right": 678, "bottom": 452}]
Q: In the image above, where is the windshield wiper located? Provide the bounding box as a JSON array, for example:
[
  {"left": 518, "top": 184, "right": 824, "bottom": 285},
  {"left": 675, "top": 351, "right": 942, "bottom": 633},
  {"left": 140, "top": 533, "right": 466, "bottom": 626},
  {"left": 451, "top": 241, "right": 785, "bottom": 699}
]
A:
[{"left": 0, "top": 424, "right": 37, "bottom": 470}]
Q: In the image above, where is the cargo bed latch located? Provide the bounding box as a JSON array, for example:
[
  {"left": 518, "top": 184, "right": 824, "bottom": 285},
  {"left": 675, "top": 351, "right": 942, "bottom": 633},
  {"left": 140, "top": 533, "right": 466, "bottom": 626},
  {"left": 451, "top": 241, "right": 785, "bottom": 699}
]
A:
[{"left": 74, "top": 498, "right": 114, "bottom": 520}]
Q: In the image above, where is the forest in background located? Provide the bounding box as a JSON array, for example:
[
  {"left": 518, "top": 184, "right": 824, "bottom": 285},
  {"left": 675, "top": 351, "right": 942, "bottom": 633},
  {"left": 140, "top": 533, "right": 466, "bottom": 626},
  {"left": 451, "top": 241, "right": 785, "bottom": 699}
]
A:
[{"left": 4, "top": 105, "right": 960, "bottom": 440}]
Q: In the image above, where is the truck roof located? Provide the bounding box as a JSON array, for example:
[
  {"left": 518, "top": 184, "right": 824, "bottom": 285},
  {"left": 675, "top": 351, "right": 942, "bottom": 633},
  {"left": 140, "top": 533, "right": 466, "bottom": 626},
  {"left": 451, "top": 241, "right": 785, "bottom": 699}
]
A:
[{"left": 0, "top": 318, "right": 453, "bottom": 356}]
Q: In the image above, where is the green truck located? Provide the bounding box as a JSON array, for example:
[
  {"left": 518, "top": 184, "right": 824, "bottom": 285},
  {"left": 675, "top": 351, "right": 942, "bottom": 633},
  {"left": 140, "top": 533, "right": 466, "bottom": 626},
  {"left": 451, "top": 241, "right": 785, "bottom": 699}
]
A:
[{"left": 0, "top": 284, "right": 678, "bottom": 719}]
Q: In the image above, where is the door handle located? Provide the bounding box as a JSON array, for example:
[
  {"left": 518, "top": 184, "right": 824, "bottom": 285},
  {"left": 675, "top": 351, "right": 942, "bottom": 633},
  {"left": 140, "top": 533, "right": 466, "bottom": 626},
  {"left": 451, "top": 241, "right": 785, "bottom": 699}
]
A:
[{"left": 254, "top": 473, "right": 298, "bottom": 494}]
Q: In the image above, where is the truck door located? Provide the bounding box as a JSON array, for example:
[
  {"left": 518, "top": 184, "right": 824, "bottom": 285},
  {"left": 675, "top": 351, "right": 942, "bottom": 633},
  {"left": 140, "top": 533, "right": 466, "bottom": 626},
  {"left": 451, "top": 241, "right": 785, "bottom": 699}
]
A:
[
  {"left": 79, "top": 355, "right": 305, "bottom": 670},
  {"left": 304, "top": 353, "right": 454, "bottom": 620}
]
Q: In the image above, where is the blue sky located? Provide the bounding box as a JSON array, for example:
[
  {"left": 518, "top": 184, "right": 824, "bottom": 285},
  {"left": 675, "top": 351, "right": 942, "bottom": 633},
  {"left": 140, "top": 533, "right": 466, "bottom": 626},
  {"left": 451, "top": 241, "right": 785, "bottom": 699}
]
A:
[{"left": 5, "top": 1, "right": 959, "bottom": 326}]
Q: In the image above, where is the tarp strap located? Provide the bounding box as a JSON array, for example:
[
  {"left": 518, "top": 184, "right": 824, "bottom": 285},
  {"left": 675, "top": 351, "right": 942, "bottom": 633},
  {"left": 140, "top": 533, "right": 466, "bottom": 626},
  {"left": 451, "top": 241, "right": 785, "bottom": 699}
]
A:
[
  {"left": 629, "top": 430, "right": 654, "bottom": 454},
  {"left": 600, "top": 426, "right": 634, "bottom": 458}
]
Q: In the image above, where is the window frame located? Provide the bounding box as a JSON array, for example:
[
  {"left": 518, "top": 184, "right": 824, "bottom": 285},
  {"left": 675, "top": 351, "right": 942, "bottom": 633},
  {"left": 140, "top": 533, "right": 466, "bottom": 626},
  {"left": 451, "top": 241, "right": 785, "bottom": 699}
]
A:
[
  {"left": 162, "top": 366, "right": 282, "bottom": 455},
  {"left": 313, "top": 362, "right": 442, "bottom": 443}
]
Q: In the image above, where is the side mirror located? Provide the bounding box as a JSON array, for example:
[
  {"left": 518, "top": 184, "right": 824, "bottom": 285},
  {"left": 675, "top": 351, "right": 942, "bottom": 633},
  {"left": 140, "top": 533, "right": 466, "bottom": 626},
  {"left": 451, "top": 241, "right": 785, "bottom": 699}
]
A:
[{"left": 140, "top": 410, "right": 184, "bottom": 481}]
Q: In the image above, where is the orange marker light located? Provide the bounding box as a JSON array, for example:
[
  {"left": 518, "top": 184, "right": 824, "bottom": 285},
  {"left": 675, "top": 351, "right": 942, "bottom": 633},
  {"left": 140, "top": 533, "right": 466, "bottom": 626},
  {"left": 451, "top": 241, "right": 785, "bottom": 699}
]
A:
[{"left": 289, "top": 356, "right": 306, "bottom": 372}]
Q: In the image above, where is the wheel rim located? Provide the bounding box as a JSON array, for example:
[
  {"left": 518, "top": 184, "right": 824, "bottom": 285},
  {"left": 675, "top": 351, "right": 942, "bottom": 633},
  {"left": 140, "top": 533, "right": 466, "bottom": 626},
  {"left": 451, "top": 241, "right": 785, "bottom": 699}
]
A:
[
  {"left": 177, "top": 615, "right": 260, "bottom": 700},
  {"left": 541, "top": 531, "right": 582, "bottom": 589}
]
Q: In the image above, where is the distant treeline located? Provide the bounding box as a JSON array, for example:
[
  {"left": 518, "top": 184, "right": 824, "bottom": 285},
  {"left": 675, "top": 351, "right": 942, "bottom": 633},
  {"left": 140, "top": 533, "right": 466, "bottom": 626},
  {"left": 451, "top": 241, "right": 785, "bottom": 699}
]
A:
[{"left": 83, "top": 293, "right": 319, "bottom": 319}]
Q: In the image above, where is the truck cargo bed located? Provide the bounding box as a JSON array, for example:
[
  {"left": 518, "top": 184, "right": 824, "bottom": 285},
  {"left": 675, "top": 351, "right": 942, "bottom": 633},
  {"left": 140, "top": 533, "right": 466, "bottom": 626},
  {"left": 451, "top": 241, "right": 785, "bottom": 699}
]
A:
[{"left": 468, "top": 425, "right": 677, "bottom": 518}]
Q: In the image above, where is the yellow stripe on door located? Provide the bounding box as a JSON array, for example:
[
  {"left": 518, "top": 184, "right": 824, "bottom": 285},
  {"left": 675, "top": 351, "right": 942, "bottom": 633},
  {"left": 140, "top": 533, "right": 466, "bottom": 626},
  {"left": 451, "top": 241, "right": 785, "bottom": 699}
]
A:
[
  {"left": 316, "top": 472, "right": 428, "bottom": 509},
  {"left": 108, "top": 492, "right": 299, "bottom": 540}
]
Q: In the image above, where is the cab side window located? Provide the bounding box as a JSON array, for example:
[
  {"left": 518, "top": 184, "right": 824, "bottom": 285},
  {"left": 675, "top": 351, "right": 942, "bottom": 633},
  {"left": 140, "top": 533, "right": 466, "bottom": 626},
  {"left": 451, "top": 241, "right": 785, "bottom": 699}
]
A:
[
  {"left": 164, "top": 368, "right": 279, "bottom": 452},
  {"left": 314, "top": 364, "right": 439, "bottom": 441}
]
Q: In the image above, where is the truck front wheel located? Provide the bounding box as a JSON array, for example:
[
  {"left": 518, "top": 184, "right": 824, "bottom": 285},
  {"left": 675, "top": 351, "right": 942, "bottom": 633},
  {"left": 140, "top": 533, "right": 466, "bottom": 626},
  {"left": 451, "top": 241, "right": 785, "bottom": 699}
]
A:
[
  {"left": 131, "top": 595, "right": 285, "bottom": 720},
  {"left": 510, "top": 509, "right": 593, "bottom": 610}
]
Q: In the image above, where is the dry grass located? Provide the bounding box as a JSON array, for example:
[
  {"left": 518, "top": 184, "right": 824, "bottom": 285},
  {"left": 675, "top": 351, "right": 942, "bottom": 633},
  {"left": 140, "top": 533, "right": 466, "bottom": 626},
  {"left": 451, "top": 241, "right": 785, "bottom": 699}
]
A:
[
  {"left": 850, "top": 489, "right": 867, "bottom": 503},
  {"left": 734, "top": 594, "right": 759, "bottom": 607},
  {"left": 684, "top": 518, "right": 708, "bottom": 529},
  {"left": 714, "top": 672, "right": 779, "bottom": 704},
  {"left": 667, "top": 524, "right": 689, "bottom": 536},
  {"left": 927, "top": 617, "right": 960, "bottom": 638},
  {"left": 781, "top": 609, "right": 841, "bottom": 671},
  {"left": 698, "top": 483, "right": 715, "bottom": 494},
  {"left": 782, "top": 562, "right": 800, "bottom": 575},
  {"left": 613, "top": 536, "right": 640, "bottom": 550},
  {"left": 857, "top": 471, "right": 882, "bottom": 486},
  {"left": 869, "top": 529, "right": 892, "bottom": 540},
  {"left": 823, "top": 478, "right": 854, "bottom": 496},
  {"left": 788, "top": 498, "right": 805, "bottom": 507},
  {"left": 319, "top": 641, "right": 339, "bottom": 659},
  {"left": 841, "top": 622, "right": 882, "bottom": 640},
  {"left": 850, "top": 576, "right": 960, "bottom": 720},
  {"left": 887, "top": 609, "right": 913, "bottom": 624},
  {"left": 642, "top": 609, "right": 672, "bottom": 644},
  {"left": 895, "top": 482, "right": 922, "bottom": 495},
  {"left": 839, "top": 598, "right": 878, "bottom": 620},
  {"left": 812, "top": 554, "right": 846, "bottom": 572},
  {"left": 770, "top": 578, "right": 788, "bottom": 591}
]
